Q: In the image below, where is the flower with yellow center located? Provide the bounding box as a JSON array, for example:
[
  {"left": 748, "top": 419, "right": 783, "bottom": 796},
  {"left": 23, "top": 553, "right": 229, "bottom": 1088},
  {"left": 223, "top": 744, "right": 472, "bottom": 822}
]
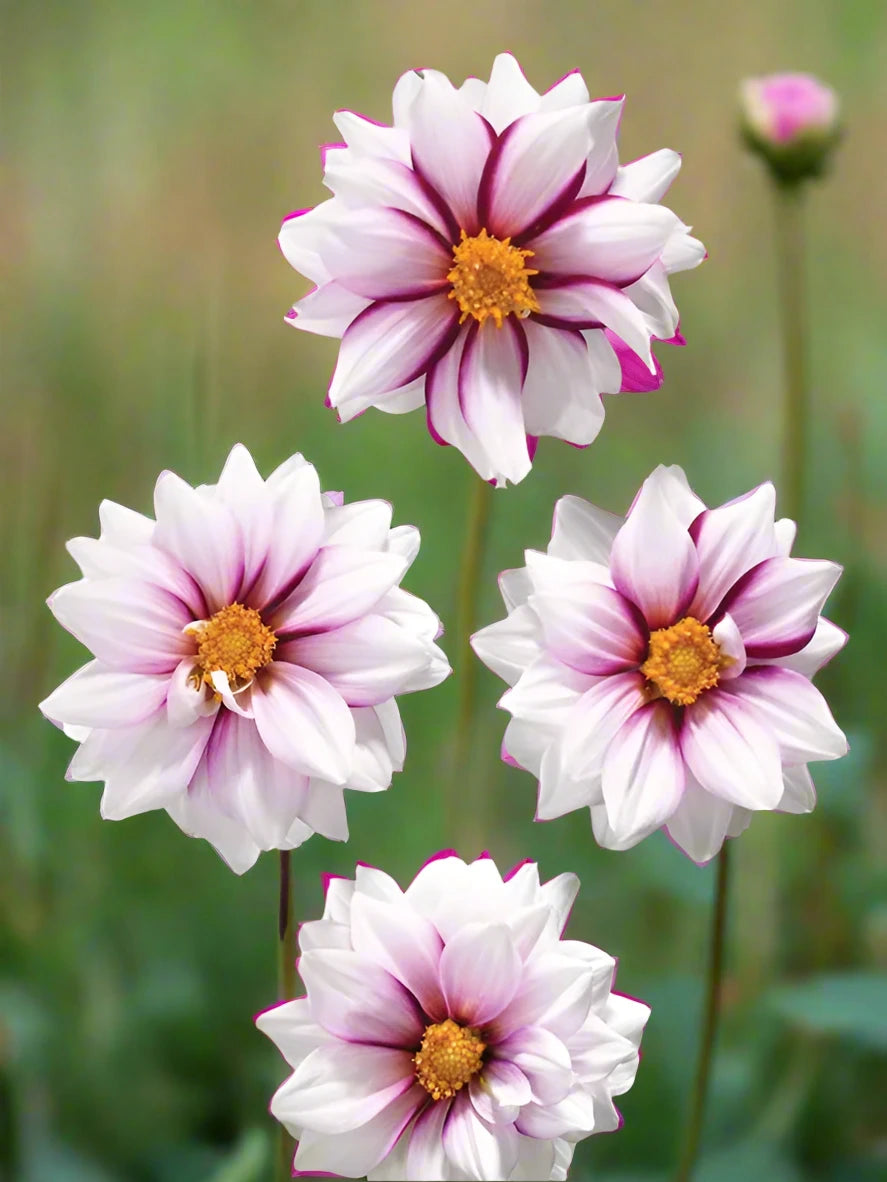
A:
[
  {"left": 413, "top": 1018, "right": 486, "bottom": 1101},
  {"left": 188, "top": 602, "right": 277, "bottom": 690},
  {"left": 447, "top": 229, "right": 540, "bottom": 329},
  {"left": 641, "top": 616, "right": 722, "bottom": 706}
]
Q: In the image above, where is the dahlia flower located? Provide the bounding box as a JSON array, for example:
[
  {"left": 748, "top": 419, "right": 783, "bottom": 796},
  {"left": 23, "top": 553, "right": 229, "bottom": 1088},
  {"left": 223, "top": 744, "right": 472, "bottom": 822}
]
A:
[
  {"left": 472, "top": 466, "right": 848, "bottom": 862},
  {"left": 40, "top": 444, "right": 449, "bottom": 873},
  {"left": 257, "top": 853, "right": 649, "bottom": 1180},
  {"left": 281, "top": 52, "right": 705, "bottom": 485}
]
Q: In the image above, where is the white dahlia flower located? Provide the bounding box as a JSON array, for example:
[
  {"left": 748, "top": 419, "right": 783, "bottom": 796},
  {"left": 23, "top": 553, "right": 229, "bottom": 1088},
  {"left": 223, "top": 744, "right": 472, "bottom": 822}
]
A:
[
  {"left": 473, "top": 466, "right": 848, "bottom": 862},
  {"left": 258, "top": 853, "right": 649, "bottom": 1179},
  {"left": 281, "top": 53, "right": 705, "bottom": 485},
  {"left": 41, "top": 444, "right": 450, "bottom": 872}
]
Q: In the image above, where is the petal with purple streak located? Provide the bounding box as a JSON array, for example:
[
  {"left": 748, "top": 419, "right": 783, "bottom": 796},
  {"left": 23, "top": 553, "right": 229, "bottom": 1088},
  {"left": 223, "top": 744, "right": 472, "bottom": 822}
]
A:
[
  {"left": 601, "top": 700, "right": 685, "bottom": 843},
  {"left": 329, "top": 295, "right": 459, "bottom": 415},
  {"left": 609, "top": 474, "right": 699, "bottom": 629},
  {"left": 721, "top": 555, "right": 841, "bottom": 658}
]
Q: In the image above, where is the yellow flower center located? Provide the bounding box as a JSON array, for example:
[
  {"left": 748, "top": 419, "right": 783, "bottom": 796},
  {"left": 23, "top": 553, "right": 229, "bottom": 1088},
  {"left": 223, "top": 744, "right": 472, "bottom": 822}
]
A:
[
  {"left": 189, "top": 603, "right": 277, "bottom": 688},
  {"left": 447, "top": 229, "right": 540, "bottom": 328},
  {"left": 414, "top": 1018, "right": 486, "bottom": 1101},
  {"left": 641, "top": 616, "right": 721, "bottom": 706}
]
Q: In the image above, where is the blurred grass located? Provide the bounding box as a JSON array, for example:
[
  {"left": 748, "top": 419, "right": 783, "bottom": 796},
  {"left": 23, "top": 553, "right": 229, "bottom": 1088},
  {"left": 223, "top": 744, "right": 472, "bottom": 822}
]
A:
[{"left": 2, "top": 1, "right": 886, "bottom": 1179}]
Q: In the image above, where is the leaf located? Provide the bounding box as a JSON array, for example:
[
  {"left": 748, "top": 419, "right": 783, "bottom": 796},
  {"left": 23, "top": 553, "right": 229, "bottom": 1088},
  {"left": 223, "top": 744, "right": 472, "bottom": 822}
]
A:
[{"left": 769, "top": 972, "right": 887, "bottom": 1050}]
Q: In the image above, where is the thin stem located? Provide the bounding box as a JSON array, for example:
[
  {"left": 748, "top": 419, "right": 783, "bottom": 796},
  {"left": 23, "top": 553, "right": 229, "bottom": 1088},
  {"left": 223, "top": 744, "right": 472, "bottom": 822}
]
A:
[
  {"left": 774, "top": 182, "right": 808, "bottom": 524},
  {"left": 276, "top": 850, "right": 297, "bottom": 1181},
  {"left": 673, "top": 844, "right": 731, "bottom": 1182},
  {"left": 449, "top": 476, "right": 494, "bottom": 850}
]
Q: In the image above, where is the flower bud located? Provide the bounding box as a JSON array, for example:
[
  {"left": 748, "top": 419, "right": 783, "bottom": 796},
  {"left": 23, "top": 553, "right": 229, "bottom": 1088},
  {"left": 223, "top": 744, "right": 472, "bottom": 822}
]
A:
[{"left": 740, "top": 73, "right": 840, "bottom": 184}]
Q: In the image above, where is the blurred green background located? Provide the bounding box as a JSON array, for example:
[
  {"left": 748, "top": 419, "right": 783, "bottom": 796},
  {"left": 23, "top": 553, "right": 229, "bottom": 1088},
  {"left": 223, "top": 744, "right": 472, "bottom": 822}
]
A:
[{"left": 2, "top": 1, "right": 886, "bottom": 1179}]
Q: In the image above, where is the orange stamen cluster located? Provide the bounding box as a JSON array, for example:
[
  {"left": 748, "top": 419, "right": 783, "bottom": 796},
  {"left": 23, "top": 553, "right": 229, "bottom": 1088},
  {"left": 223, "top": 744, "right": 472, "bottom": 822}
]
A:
[
  {"left": 447, "top": 229, "right": 540, "bottom": 328},
  {"left": 414, "top": 1018, "right": 486, "bottom": 1101},
  {"left": 189, "top": 603, "right": 276, "bottom": 688},
  {"left": 641, "top": 616, "right": 722, "bottom": 706}
]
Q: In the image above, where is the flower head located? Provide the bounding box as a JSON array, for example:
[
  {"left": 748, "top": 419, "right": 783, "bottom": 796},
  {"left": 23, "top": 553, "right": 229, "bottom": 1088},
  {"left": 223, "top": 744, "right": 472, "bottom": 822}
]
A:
[
  {"left": 472, "top": 466, "right": 848, "bottom": 863},
  {"left": 740, "top": 73, "right": 840, "bottom": 184},
  {"left": 40, "top": 444, "right": 450, "bottom": 873},
  {"left": 282, "top": 53, "right": 705, "bottom": 486},
  {"left": 257, "top": 852, "right": 649, "bottom": 1180}
]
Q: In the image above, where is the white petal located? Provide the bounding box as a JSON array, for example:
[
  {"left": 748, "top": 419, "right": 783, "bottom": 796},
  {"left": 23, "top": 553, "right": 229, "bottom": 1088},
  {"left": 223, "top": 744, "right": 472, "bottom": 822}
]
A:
[
  {"left": 325, "top": 207, "right": 451, "bottom": 301},
  {"left": 765, "top": 616, "right": 847, "bottom": 676},
  {"left": 601, "top": 700, "right": 685, "bottom": 843},
  {"left": 299, "top": 948, "right": 424, "bottom": 1047},
  {"left": 48, "top": 578, "right": 191, "bottom": 673},
  {"left": 609, "top": 470, "right": 700, "bottom": 628},
  {"left": 664, "top": 775, "right": 738, "bottom": 864},
  {"left": 687, "top": 483, "right": 779, "bottom": 621},
  {"left": 459, "top": 321, "right": 532, "bottom": 487},
  {"left": 723, "top": 556, "right": 842, "bottom": 658},
  {"left": 520, "top": 321, "right": 606, "bottom": 445},
  {"left": 273, "top": 1042, "right": 414, "bottom": 1135},
  {"left": 407, "top": 70, "right": 493, "bottom": 229},
  {"left": 681, "top": 690, "right": 784, "bottom": 809},
  {"left": 577, "top": 98, "right": 624, "bottom": 195},
  {"left": 255, "top": 997, "right": 331, "bottom": 1070},
  {"left": 725, "top": 667, "right": 847, "bottom": 764},
  {"left": 329, "top": 295, "right": 457, "bottom": 415},
  {"left": 273, "top": 545, "right": 408, "bottom": 636},
  {"left": 91, "top": 711, "right": 214, "bottom": 821},
  {"left": 152, "top": 471, "right": 243, "bottom": 611},
  {"left": 500, "top": 656, "right": 593, "bottom": 723},
  {"left": 286, "top": 280, "right": 370, "bottom": 338},
  {"left": 535, "top": 278, "right": 654, "bottom": 367},
  {"left": 252, "top": 663, "right": 355, "bottom": 783},
  {"left": 549, "top": 493, "right": 622, "bottom": 564},
  {"left": 778, "top": 764, "right": 817, "bottom": 814},
  {"left": 610, "top": 149, "right": 682, "bottom": 203},
  {"left": 290, "top": 614, "right": 448, "bottom": 706},
  {"left": 40, "top": 661, "right": 169, "bottom": 730},
  {"left": 480, "top": 52, "right": 541, "bottom": 132},
  {"left": 439, "top": 923, "right": 522, "bottom": 1026},
  {"left": 660, "top": 225, "right": 706, "bottom": 273},
  {"left": 296, "top": 1086, "right": 423, "bottom": 1179},
  {"left": 531, "top": 198, "right": 679, "bottom": 285},
  {"left": 351, "top": 893, "right": 445, "bottom": 1019},
  {"left": 483, "top": 106, "right": 593, "bottom": 238},
  {"left": 443, "top": 1092, "right": 520, "bottom": 1182},
  {"left": 426, "top": 329, "right": 498, "bottom": 482}
]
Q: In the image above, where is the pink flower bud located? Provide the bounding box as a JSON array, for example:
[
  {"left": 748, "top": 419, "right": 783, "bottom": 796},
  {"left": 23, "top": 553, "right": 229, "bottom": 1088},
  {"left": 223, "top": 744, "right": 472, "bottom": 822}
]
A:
[{"left": 740, "top": 72, "right": 840, "bottom": 184}]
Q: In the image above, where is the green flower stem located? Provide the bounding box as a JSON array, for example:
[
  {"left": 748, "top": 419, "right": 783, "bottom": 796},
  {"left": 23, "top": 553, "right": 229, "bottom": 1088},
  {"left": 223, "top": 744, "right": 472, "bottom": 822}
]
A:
[
  {"left": 449, "top": 476, "right": 494, "bottom": 852},
  {"left": 674, "top": 844, "right": 731, "bottom": 1182},
  {"left": 276, "top": 850, "right": 297, "bottom": 1182},
  {"left": 775, "top": 181, "right": 809, "bottom": 525}
]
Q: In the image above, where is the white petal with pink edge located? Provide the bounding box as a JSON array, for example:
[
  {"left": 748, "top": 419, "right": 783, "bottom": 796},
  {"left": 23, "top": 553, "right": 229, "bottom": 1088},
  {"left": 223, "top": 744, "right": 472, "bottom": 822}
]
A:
[
  {"left": 482, "top": 105, "right": 593, "bottom": 238},
  {"left": 519, "top": 321, "right": 606, "bottom": 444},
  {"left": 440, "top": 923, "right": 523, "bottom": 1026},
  {"left": 531, "top": 197, "right": 679, "bottom": 285},
  {"left": 299, "top": 947, "right": 424, "bottom": 1047},
  {"left": 407, "top": 70, "right": 493, "bottom": 229},
  {"left": 687, "top": 482, "right": 779, "bottom": 620},
  {"left": 329, "top": 295, "right": 458, "bottom": 415},
  {"left": 681, "top": 689, "right": 784, "bottom": 809},
  {"left": 601, "top": 700, "right": 686, "bottom": 843},
  {"left": 722, "top": 555, "right": 841, "bottom": 658},
  {"left": 723, "top": 667, "right": 847, "bottom": 764},
  {"left": 664, "top": 775, "right": 739, "bottom": 864},
  {"left": 610, "top": 148, "right": 682, "bottom": 202},
  {"left": 251, "top": 662, "right": 355, "bottom": 783},
  {"left": 458, "top": 320, "right": 532, "bottom": 487},
  {"left": 609, "top": 473, "right": 700, "bottom": 629}
]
